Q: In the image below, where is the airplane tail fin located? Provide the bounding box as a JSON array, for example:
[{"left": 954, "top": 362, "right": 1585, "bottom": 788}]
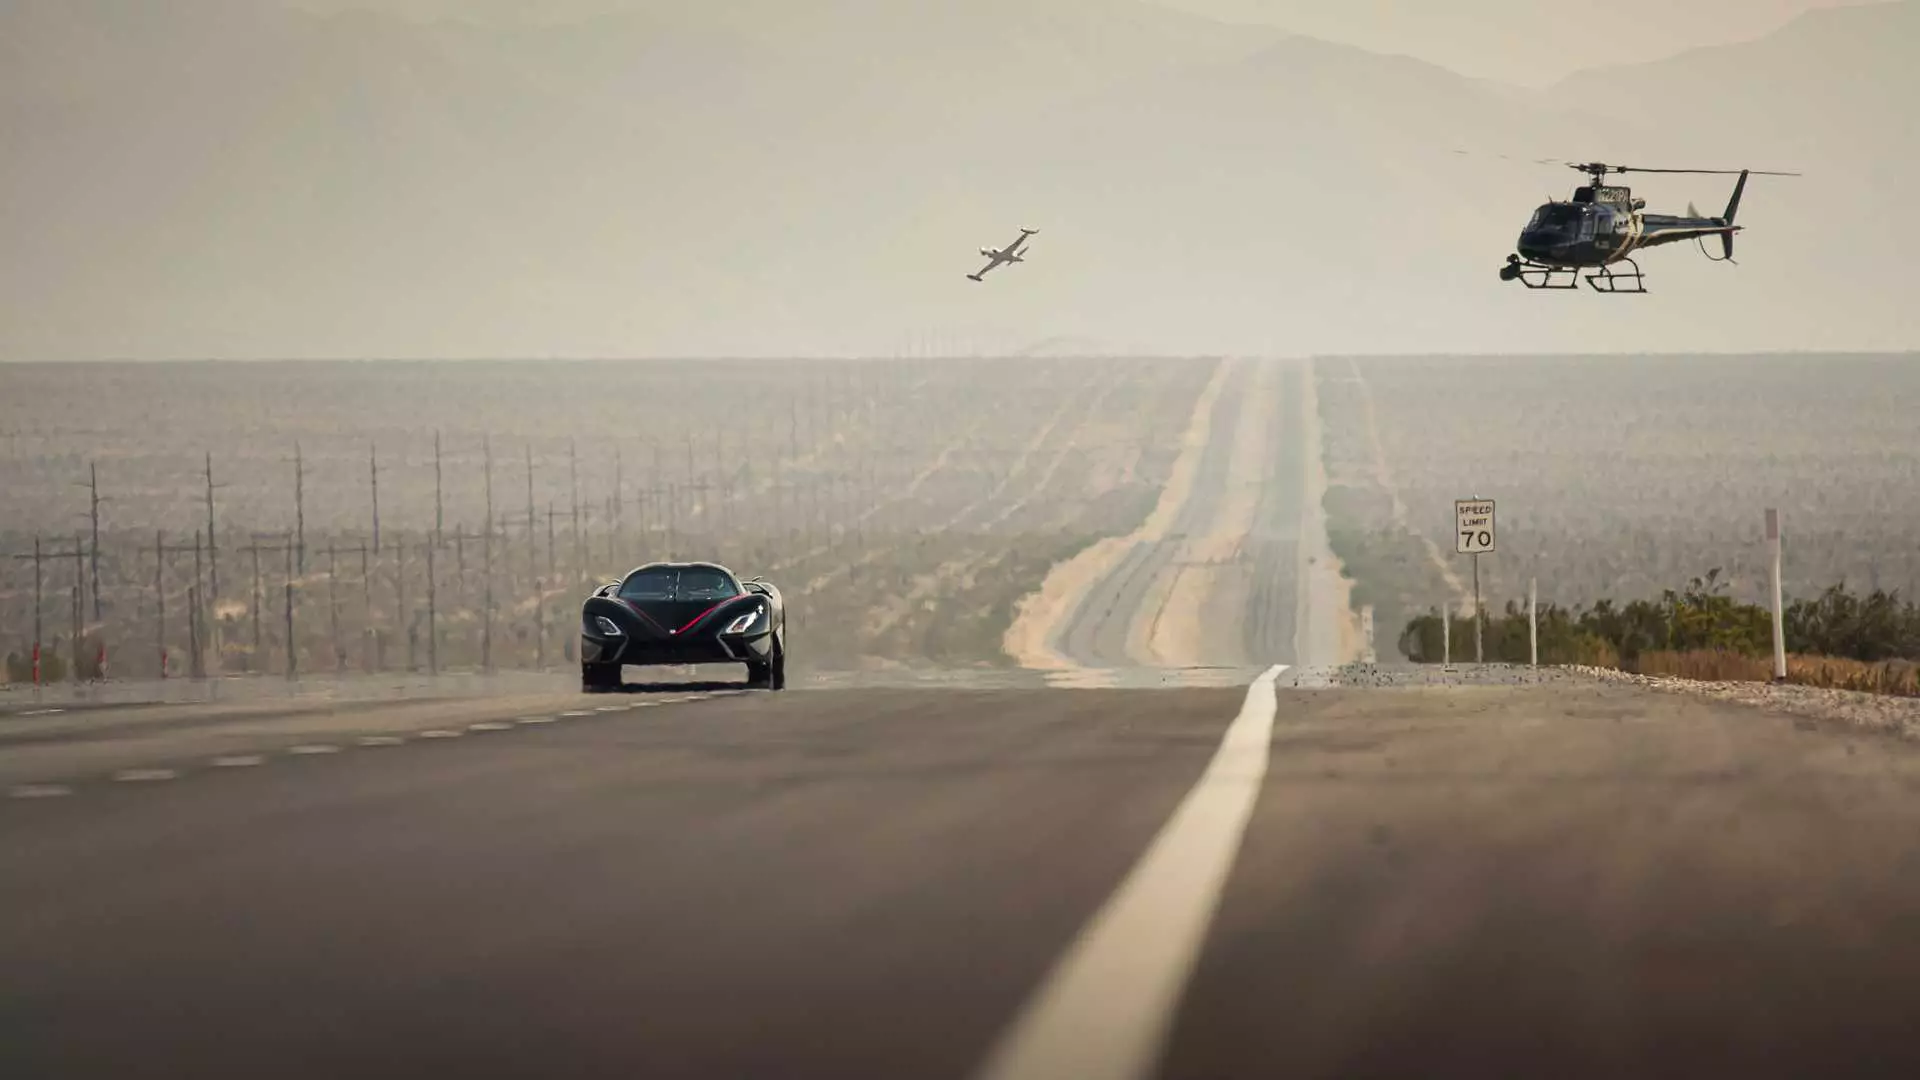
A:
[{"left": 1719, "top": 170, "right": 1749, "bottom": 261}]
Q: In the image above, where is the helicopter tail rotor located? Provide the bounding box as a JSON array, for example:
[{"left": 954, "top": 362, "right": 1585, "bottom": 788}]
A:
[{"left": 1716, "top": 170, "right": 1750, "bottom": 261}]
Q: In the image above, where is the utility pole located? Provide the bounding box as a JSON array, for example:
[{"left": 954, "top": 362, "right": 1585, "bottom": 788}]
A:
[
  {"left": 525, "top": 441, "right": 538, "bottom": 559},
  {"left": 361, "top": 539, "right": 376, "bottom": 672},
  {"left": 191, "top": 530, "right": 206, "bottom": 679},
  {"left": 291, "top": 442, "right": 307, "bottom": 575},
  {"left": 395, "top": 535, "right": 410, "bottom": 674},
  {"left": 204, "top": 451, "right": 228, "bottom": 606},
  {"left": 569, "top": 437, "right": 582, "bottom": 587},
  {"left": 325, "top": 541, "right": 344, "bottom": 672},
  {"left": 283, "top": 530, "right": 297, "bottom": 678},
  {"left": 369, "top": 442, "right": 383, "bottom": 557},
  {"left": 75, "top": 462, "right": 105, "bottom": 621},
  {"left": 613, "top": 444, "right": 625, "bottom": 563},
  {"left": 433, "top": 429, "right": 446, "bottom": 550},
  {"left": 547, "top": 503, "right": 561, "bottom": 580},
  {"left": 249, "top": 537, "right": 265, "bottom": 665},
  {"left": 424, "top": 535, "right": 438, "bottom": 675},
  {"left": 483, "top": 435, "right": 495, "bottom": 673},
  {"left": 71, "top": 531, "right": 86, "bottom": 681}
]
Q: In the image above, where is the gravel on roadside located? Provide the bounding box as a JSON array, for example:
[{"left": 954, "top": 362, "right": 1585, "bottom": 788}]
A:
[{"left": 1565, "top": 664, "right": 1920, "bottom": 740}]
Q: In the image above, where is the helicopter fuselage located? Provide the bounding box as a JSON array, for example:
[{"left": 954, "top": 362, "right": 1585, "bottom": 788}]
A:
[{"left": 1514, "top": 183, "right": 1739, "bottom": 268}]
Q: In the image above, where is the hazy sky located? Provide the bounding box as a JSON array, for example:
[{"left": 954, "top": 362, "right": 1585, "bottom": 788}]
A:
[{"left": 3, "top": 0, "right": 1913, "bottom": 360}]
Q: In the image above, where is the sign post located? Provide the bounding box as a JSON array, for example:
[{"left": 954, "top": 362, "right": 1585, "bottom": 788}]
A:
[
  {"left": 1766, "top": 508, "right": 1786, "bottom": 681},
  {"left": 1455, "top": 498, "right": 1496, "bottom": 664}
]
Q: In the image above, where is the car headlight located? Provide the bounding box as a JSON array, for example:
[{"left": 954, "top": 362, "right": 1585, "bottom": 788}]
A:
[
  {"left": 724, "top": 605, "right": 766, "bottom": 635},
  {"left": 589, "top": 614, "right": 624, "bottom": 637}
]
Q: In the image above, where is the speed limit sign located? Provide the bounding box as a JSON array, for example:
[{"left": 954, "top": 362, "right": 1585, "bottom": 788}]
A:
[{"left": 1455, "top": 499, "right": 1495, "bottom": 555}]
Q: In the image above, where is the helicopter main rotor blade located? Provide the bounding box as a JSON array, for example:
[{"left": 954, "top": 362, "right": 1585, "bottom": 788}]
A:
[
  {"left": 1567, "top": 162, "right": 1803, "bottom": 177},
  {"left": 1620, "top": 167, "right": 1803, "bottom": 176}
]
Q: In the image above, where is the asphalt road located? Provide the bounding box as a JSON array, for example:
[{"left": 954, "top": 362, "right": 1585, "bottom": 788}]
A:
[
  {"left": 1053, "top": 357, "right": 1309, "bottom": 671},
  {"left": 10, "top": 671, "right": 1920, "bottom": 1078}
]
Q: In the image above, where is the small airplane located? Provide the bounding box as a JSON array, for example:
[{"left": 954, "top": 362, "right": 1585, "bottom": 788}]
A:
[
  {"left": 967, "top": 227, "right": 1038, "bottom": 282},
  {"left": 1501, "top": 161, "right": 1799, "bottom": 293}
]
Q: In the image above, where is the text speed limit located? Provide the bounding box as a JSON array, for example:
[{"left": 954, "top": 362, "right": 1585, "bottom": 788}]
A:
[{"left": 1455, "top": 499, "right": 1496, "bottom": 555}]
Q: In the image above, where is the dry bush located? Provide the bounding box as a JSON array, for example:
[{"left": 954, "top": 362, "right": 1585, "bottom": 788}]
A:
[{"left": 1633, "top": 649, "right": 1920, "bottom": 697}]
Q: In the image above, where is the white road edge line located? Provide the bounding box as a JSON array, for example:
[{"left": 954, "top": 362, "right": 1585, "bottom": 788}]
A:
[{"left": 969, "top": 663, "right": 1288, "bottom": 1080}]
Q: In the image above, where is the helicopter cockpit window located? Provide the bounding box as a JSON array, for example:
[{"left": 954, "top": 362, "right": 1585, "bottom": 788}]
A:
[{"left": 1529, "top": 205, "right": 1582, "bottom": 231}]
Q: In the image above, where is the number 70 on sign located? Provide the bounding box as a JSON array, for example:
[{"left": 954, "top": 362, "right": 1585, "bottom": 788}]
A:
[{"left": 1456, "top": 499, "right": 1496, "bottom": 554}]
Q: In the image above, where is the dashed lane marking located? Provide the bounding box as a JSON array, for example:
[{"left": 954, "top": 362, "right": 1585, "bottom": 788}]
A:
[
  {"left": 971, "top": 664, "right": 1289, "bottom": 1080},
  {"left": 9, "top": 695, "right": 730, "bottom": 800},
  {"left": 10, "top": 784, "right": 74, "bottom": 799},
  {"left": 20, "top": 708, "right": 66, "bottom": 717}
]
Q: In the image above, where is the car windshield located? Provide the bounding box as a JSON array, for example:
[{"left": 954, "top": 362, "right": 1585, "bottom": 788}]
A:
[{"left": 618, "top": 567, "right": 739, "bottom": 602}]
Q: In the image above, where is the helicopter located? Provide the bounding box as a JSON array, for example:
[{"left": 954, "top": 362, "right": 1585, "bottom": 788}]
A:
[{"left": 1501, "top": 162, "right": 1799, "bottom": 293}]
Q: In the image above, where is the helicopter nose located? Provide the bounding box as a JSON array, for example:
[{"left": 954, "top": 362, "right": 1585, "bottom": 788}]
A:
[{"left": 1517, "top": 229, "right": 1559, "bottom": 261}]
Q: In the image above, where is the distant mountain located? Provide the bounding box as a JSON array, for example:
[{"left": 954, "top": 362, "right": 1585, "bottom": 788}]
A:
[
  {"left": 1147, "top": 0, "right": 1867, "bottom": 87},
  {"left": 0, "top": 0, "right": 1911, "bottom": 360}
]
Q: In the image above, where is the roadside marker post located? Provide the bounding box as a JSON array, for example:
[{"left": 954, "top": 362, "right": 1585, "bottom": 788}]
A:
[
  {"left": 1767, "top": 508, "right": 1786, "bottom": 681},
  {"left": 1455, "top": 498, "right": 1496, "bottom": 664},
  {"left": 1528, "top": 576, "right": 1538, "bottom": 669}
]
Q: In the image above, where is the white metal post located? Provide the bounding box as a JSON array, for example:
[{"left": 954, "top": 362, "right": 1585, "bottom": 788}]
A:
[
  {"left": 1767, "top": 508, "right": 1786, "bottom": 681},
  {"left": 1472, "top": 552, "right": 1483, "bottom": 664},
  {"left": 1529, "top": 576, "right": 1538, "bottom": 669}
]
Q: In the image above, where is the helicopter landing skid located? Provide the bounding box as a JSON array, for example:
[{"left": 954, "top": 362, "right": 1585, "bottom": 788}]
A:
[
  {"left": 1584, "top": 257, "right": 1647, "bottom": 295},
  {"left": 1501, "top": 256, "right": 1579, "bottom": 290}
]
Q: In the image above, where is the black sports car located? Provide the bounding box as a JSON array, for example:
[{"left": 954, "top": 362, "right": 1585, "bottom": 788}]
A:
[{"left": 580, "top": 561, "right": 787, "bottom": 691}]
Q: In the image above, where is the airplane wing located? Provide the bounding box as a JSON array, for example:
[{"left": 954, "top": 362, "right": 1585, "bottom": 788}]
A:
[{"left": 972, "top": 255, "right": 1003, "bottom": 278}]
